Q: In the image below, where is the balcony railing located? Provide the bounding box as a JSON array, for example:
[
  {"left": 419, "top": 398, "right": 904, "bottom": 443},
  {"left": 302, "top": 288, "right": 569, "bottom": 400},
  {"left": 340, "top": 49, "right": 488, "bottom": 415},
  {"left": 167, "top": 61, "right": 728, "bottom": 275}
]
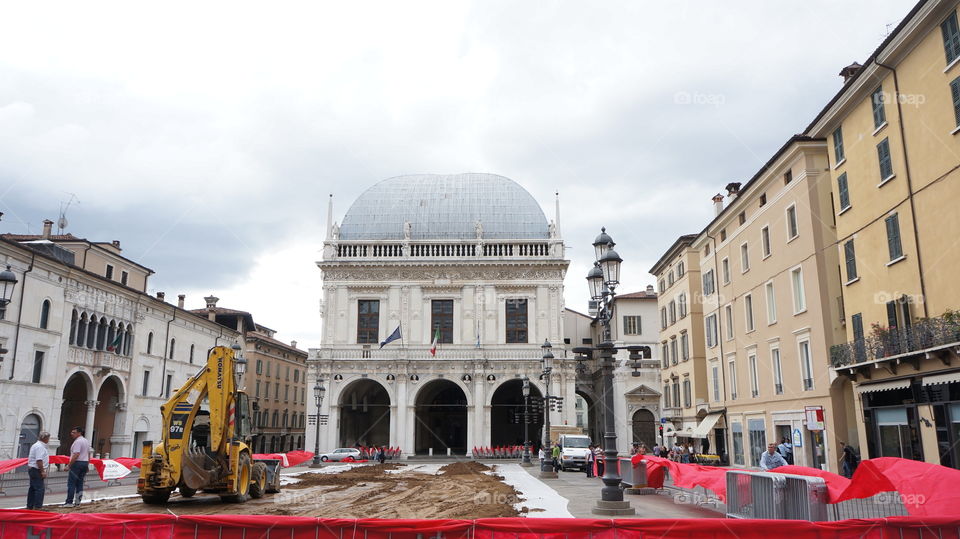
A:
[
  {"left": 330, "top": 239, "right": 557, "bottom": 260},
  {"left": 312, "top": 345, "right": 564, "bottom": 361},
  {"left": 830, "top": 315, "right": 960, "bottom": 368}
]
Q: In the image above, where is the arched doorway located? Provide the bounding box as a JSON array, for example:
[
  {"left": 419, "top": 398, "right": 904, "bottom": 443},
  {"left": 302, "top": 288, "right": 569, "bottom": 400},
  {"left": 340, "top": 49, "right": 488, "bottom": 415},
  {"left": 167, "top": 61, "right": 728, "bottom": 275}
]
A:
[
  {"left": 414, "top": 380, "right": 467, "bottom": 455},
  {"left": 576, "top": 391, "right": 600, "bottom": 443},
  {"left": 490, "top": 379, "right": 543, "bottom": 447},
  {"left": 17, "top": 414, "right": 42, "bottom": 458},
  {"left": 58, "top": 373, "right": 91, "bottom": 455},
  {"left": 631, "top": 408, "right": 656, "bottom": 448},
  {"left": 93, "top": 376, "right": 123, "bottom": 457},
  {"left": 338, "top": 379, "right": 391, "bottom": 448}
]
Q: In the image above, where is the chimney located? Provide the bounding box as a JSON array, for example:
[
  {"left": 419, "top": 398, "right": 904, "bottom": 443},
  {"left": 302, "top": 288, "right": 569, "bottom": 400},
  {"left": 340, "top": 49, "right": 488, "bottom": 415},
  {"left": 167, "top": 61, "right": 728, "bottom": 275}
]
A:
[
  {"left": 156, "top": 291, "right": 165, "bottom": 301},
  {"left": 646, "top": 284, "right": 655, "bottom": 295},
  {"left": 291, "top": 340, "right": 298, "bottom": 349},
  {"left": 839, "top": 62, "right": 862, "bottom": 83},
  {"left": 204, "top": 295, "right": 219, "bottom": 321},
  {"left": 177, "top": 294, "right": 185, "bottom": 309},
  {"left": 712, "top": 194, "right": 725, "bottom": 216},
  {"left": 725, "top": 182, "right": 742, "bottom": 198},
  {"left": 112, "top": 240, "right": 121, "bottom": 250},
  {"left": 42, "top": 219, "right": 53, "bottom": 238}
]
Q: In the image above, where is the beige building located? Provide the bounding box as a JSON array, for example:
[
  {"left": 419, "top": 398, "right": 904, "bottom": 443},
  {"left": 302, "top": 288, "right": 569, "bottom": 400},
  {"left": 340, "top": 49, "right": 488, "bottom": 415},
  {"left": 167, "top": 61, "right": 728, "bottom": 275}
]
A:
[
  {"left": 649, "top": 235, "right": 717, "bottom": 454},
  {"left": 692, "top": 136, "right": 847, "bottom": 472},
  {"left": 806, "top": 0, "right": 960, "bottom": 466},
  {"left": 191, "top": 298, "right": 308, "bottom": 454}
]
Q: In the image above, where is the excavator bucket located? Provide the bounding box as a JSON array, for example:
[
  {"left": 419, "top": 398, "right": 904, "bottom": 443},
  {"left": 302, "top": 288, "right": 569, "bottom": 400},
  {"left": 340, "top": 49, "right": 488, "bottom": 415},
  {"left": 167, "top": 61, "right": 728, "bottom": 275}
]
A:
[{"left": 181, "top": 447, "right": 217, "bottom": 490}]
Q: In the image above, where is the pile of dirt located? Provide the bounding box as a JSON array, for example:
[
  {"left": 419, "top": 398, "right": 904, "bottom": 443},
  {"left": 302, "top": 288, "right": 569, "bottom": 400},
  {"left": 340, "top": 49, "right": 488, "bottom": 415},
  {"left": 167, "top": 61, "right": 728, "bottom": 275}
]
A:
[
  {"left": 438, "top": 461, "right": 495, "bottom": 476},
  {"left": 51, "top": 462, "right": 525, "bottom": 519}
]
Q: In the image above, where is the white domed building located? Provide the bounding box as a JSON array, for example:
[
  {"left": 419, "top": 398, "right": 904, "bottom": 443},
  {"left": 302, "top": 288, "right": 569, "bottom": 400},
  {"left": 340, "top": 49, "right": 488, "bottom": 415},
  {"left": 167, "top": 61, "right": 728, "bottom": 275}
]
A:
[{"left": 308, "top": 173, "right": 660, "bottom": 457}]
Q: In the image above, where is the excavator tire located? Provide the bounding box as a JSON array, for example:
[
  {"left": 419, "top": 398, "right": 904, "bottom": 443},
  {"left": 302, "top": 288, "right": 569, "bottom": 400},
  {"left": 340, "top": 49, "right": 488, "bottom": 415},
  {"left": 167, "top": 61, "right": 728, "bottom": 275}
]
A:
[
  {"left": 249, "top": 462, "right": 267, "bottom": 499},
  {"left": 142, "top": 489, "right": 172, "bottom": 505},
  {"left": 221, "top": 453, "right": 252, "bottom": 503},
  {"left": 179, "top": 486, "right": 197, "bottom": 498}
]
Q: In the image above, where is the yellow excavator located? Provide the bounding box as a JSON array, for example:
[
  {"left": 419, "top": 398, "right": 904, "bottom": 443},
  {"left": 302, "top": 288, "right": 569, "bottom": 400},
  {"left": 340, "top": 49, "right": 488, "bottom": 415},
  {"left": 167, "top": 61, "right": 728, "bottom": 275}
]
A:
[{"left": 138, "top": 345, "right": 282, "bottom": 504}]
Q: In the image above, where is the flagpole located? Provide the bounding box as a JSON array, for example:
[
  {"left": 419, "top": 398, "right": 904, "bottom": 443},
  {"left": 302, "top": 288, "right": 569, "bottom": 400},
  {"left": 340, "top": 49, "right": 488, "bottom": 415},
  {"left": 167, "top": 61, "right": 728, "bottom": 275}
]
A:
[{"left": 399, "top": 321, "right": 404, "bottom": 349}]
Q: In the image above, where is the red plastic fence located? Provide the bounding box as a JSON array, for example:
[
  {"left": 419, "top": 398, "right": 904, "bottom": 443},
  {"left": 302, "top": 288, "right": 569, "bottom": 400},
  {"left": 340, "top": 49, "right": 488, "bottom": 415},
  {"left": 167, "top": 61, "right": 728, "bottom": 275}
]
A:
[{"left": 1, "top": 512, "right": 959, "bottom": 539}]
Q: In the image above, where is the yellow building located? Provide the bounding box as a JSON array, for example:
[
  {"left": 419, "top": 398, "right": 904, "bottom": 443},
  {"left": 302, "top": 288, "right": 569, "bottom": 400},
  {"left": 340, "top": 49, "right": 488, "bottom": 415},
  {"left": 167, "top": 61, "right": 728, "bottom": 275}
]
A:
[
  {"left": 691, "top": 137, "right": 848, "bottom": 472},
  {"left": 649, "top": 235, "right": 720, "bottom": 455},
  {"left": 806, "top": 0, "right": 960, "bottom": 467}
]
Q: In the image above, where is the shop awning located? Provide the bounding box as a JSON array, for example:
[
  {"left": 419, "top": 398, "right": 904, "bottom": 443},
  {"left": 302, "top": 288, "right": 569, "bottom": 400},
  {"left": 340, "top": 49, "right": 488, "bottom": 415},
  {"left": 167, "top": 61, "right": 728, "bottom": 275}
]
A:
[
  {"left": 690, "top": 412, "right": 724, "bottom": 438},
  {"left": 922, "top": 371, "right": 960, "bottom": 387},
  {"left": 855, "top": 379, "right": 911, "bottom": 394},
  {"left": 674, "top": 430, "right": 696, "bottom": 438}
]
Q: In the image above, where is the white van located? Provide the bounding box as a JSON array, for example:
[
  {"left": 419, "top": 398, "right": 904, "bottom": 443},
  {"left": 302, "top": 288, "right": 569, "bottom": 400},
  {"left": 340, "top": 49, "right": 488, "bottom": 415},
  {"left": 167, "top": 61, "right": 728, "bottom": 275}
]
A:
[{"left": 557, "top": 434, "right": 592, "bottom": 471}]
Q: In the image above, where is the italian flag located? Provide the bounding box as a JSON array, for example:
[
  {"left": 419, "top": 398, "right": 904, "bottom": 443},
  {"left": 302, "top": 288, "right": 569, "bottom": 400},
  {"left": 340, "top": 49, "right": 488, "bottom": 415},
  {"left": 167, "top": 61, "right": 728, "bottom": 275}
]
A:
[
  {"left": 430, "top": 327, "right": 440, "bottom": 357},
  {"left": 106, "top": 332, "right": 122, "bottom": 353}
]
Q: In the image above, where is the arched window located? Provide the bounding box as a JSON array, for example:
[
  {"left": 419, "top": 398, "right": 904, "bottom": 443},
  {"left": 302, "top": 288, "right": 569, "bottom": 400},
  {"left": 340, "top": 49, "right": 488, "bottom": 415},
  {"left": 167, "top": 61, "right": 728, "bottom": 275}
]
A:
[
  {"left": 169, "top": 338, "right": 176, "bottom": 360},
  {"left": 86, "top": 316, "right": 97, "bottom": 349},
  {"left": 272, "top": 411, "right": 279, "bottom": 427},
  {"left": 69, "top": 310, "right": 79, "bottom": 345},
  {"left": 147, "top": 332, "right": 154, "bottom": 355},
  {"left": 39, "top": 300, "right": 51, "bottom": 329}
]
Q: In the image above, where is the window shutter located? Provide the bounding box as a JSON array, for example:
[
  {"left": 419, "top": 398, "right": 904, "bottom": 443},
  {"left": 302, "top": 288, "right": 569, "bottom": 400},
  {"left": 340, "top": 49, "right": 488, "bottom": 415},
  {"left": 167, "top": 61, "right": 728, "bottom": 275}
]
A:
[
  {"left": 838, "top": 173, "right": 850, "bottom": 209},
  {"left": 872, "top": 87, "right": 886, "bottom": 127},
  {"left": 885, "top": 214, "right": 902, "bottom": 259},
  {"left": 844, "top": 240, "right": 857, "bottom": 280},
  {"left": 943, "top": 13, "right": 960, "bottom": 64},
  {"left": 878, "top": 139, "right": 892, "bottom": 179},
  {"left": 951, "top": 77, "right": 960, "bottom": 127},
  {"left": 886, "top": 301, "right": 899, "bottom": 329}
]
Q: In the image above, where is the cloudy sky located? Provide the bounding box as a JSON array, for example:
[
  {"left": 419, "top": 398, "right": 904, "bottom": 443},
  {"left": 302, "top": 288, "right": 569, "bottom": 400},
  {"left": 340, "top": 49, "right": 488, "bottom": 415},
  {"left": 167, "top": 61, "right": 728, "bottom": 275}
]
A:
[{"left": 1, "top": 1, "right": 911, "bottom": 347}]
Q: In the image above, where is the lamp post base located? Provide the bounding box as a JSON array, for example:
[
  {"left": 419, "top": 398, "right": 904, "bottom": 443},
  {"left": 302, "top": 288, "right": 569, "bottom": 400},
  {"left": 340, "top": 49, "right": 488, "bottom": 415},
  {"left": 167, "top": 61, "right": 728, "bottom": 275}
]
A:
[
  {"left": 538, "top": 470, "right": 558, "bottom": 479},
  {"left": 309, "top": 458, "right": 323, "bottom": 468},
  {"left": 591, "top": 500, "right": 636, "bottom": 516},
  {"left": 521, "top": 461, "right": 534, "bottom": 467}
]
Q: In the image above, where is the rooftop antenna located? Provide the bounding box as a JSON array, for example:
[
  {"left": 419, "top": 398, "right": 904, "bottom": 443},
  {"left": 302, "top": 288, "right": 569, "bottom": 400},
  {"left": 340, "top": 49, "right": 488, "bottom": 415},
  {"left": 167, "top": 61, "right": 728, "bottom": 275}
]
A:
[{"left": 58, "top": 193, "right": 79, "bottom": 234}]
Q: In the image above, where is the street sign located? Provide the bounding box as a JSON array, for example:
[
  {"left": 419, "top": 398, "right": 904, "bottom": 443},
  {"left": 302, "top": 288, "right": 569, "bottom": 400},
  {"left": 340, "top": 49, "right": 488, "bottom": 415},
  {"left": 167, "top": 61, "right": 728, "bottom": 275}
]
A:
[
  {"left": 804, "top": 406, "right": 825, "bottom": 431},
  {"left": 793, "top": 428, "right": 803, "bottom": 447},
  {"left": 660, "top": 418, "right": 667, "bottom": 424}
]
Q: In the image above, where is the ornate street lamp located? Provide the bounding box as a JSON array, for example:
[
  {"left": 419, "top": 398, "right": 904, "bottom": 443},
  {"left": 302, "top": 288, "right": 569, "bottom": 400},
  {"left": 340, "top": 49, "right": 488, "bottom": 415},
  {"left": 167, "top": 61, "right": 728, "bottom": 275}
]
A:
[
  {"left": 310, "top": 377, "right": 327, "bottom": 468},
  {"left": 522, "top": 376, "right": 532, "bottom": 466},
  {"left": 587, "top": 228, "right": 634, "bottom": 516},
  {"left": 539, "top": 340, "right": 557, "bottom": 478},
  {"left": 0, "top": 265, "right": 17, "bottom": 360}
]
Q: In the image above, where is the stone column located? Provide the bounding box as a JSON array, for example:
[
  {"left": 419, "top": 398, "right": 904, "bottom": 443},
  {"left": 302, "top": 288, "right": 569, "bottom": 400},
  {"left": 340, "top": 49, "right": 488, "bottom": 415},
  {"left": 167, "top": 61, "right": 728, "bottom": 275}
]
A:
[
  {"left": 473, "top": 375, "right": 486, "bottom": 450},
  {"left": 84, "top": 400, "right": 98, "bottom": 446}
]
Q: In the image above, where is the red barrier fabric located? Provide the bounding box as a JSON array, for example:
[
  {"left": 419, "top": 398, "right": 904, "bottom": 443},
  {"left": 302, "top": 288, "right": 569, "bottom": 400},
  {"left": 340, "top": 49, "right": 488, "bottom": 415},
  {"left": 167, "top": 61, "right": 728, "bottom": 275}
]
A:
[
  {"left": 1, "top": 511, "right": 960, "bottom": 539},
  {"left": 0, "top": 458, "right": 27, "bottom": 474},
  {"left": 252, "top": 451, "right": 314, "bottom": 467}
]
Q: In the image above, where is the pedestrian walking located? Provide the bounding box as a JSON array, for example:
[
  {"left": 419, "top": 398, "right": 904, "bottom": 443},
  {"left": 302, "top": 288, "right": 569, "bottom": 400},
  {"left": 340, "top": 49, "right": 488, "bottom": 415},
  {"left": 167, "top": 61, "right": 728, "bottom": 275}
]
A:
[
  {"left": 65, "top": 426, "right": 91, "bottom": 507},
  {"left": 778, "top": 437, "right": 794, "bottom": 465},
  {"left": 27, "top": 431, "right": 50, "bottom": 510},
  {"left": 538, "top": 446, "right": 545, "bottom": 467},
  {"left": 653, "top": 445, "right": 661, "bottom": 457},
  {"left": 551, "top": 443, "right": 561, "bottom": 471},
  {"left": 594, "top": 445, "right": 604, "bottom": 477},
  {"left": 839, "top": 441, "right": 859, "bottom": 478},
  {"left": 585, "top": 444, "right": 595, "bottom": 477}
]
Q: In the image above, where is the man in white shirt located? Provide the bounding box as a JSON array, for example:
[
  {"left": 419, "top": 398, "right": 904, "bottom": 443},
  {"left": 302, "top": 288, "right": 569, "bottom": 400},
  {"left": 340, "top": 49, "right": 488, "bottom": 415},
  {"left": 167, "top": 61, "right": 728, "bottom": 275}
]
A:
[
  {"left": 65, "top": 426, "right": 91, "bottom": 507},
  {"left": 760, "top": 442, "right": 788, "bottom": 471},
  {"left": 26, "top": 431, "right": 50, "bottom": 510}
]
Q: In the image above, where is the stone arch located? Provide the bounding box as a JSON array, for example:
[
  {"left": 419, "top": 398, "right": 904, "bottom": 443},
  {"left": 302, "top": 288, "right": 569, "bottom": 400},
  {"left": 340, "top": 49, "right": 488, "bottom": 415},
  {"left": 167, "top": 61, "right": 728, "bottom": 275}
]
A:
[
  {"left": 414, "top": 379, "right": 468, "bottom": 455},
  {"left": 93, "top": 375, "right": 124, "bottom": 457},
  {"left": 575, "top": 390, "right": 600, "bottom": 443},
  {"left": 337, "top": 378, "right": 391, "bottom": 448},
  {"left": 58, "top": 371, "right": 93, "bottom": 455},
  {"left": 489, "top": 378, "right": 544, "bottom": 447}
]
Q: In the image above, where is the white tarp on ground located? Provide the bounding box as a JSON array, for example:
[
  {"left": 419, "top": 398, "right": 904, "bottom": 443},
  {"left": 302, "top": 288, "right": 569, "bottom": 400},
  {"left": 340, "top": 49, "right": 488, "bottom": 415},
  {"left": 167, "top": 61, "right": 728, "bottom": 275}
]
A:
[{"left": 492, "top": 464, "right": 574, "bottom": 518}]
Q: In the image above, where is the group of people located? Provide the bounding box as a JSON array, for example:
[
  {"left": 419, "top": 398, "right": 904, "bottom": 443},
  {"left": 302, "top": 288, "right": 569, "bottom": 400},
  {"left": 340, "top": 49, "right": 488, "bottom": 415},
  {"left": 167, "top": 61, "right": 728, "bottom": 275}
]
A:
[
  {"left": 26, "top": 426, "right": 91, "bottom": 510},
  {"left": 653, "top": 442, "right": 699, "bottom": 463}
]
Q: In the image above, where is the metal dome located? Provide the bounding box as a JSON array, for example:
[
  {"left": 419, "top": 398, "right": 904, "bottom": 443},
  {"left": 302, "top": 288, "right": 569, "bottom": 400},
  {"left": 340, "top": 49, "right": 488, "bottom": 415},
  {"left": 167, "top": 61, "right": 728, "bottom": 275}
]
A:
[{"left": 339, "top": 173, "right": 550, "bottom": 241}]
